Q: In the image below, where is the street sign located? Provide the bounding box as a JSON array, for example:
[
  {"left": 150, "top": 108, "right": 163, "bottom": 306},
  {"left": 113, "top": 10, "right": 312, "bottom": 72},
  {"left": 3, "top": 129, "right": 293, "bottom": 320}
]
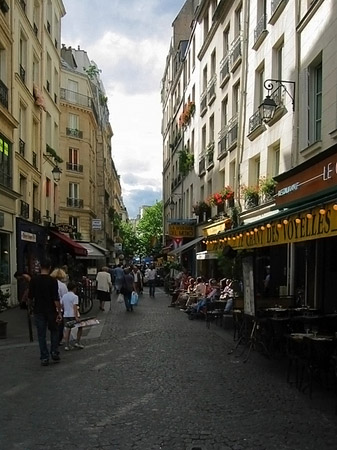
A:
[
  {"left": 92, "top": 219, "right": 102, "bottom": 230},
  {"left": 168, "top": 224, "right": 195, "bottom": 238}
]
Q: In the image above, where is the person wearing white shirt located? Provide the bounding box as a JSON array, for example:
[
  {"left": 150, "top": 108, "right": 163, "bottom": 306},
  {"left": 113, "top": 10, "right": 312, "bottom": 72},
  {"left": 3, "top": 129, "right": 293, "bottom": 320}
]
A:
[
  {"left": 147, "top": 264, "right": 157, "bottom": 297},
  {"left": 96, "top": 266, "right": 112, "bottom": 311},
  {"left": 61, "top": 282, "right": 84, "bottom": 351}
]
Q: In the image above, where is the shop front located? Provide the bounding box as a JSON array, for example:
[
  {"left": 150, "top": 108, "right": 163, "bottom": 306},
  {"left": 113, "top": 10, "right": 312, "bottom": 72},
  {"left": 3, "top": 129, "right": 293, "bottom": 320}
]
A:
[{"left": 205, "top": 144, "right": 337, "bottom": 314}]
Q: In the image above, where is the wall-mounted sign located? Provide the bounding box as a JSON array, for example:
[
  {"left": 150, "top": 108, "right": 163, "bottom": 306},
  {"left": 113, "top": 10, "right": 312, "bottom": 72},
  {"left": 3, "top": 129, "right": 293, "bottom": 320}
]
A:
[
  {"left": 169, "top": 224, "right": 195, "bottom": 238},
  {"left": 92, "top": 219, "right": 102, "bottom": 230},
  {"left": 21, "top": 231, "right": 36, "bottom": 242},
  {"left": 207, "top": 201, "right": 337, "bottom": 252},
  {"left": 115, "top": 243, "right": 122, "bottom": 251},
  {"left": 275, "top": 146, "right": 337, "bottom": 207},
  {"left": 55, "top": 223, "right": 74, "bottom": 233}
]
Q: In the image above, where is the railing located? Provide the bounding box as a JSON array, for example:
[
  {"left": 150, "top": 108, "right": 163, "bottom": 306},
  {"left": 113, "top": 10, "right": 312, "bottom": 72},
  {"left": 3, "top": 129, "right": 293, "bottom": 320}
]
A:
[
  {"left": 199, "top": 156, "right": 206, "bottom": 175},
  {"left": 67, "top": 198, "right": 84, "bottom": 208},
  {"left": 20, "top": 200, "right": 29, "bottom": 219},
  {"left": 207, "top": 149, "right": 214, "bottom": 167},
  {"left": 271, "top": 86, "right": 284, "bottom": 107},
  {"left": 271, "top": 0, "right": 286, "bottom": 16},
  {"left": 19, "top": 138, "right": 25, "bottom": 157},
  {"left": 0, "top": 79, "right": 8, "bottom": 108},
  {"left": 60, "top": 88, "right": 93, "bottom": 108},
  {"left": 218, "top": 126, "right": 228, "bottom": 158},
  {"left": 19, "top": 64, "right": 25, "bottom": 83},
  {"left": 228, "top": 115, "right": 238, "bottom": 148},
  {"left": 254, "top": 14, "right": 267, "bottom": 44},
  {"left": 207, "top": 75, "right": 216, "bottom": 104},
  {"left": 200, "top": 90, "right": 207, "bottom": 115},
  {"left": 219, "top": 54, "right": 229, "bottom": 84},
  {"left": 66, "top": 128, "right": 83, "bottom": 139},
  {"left": 32, "top": 151, "right": 37, "bottom": 168},
  {"left": 0, "top": 170, "right": 11, "bottom": 189},
  {"left": 230, "top": 36, "right": 241, "bottom": 70},
  {"left": 249, "top": 109, "right": 263, "bottom": 134},
  {"left": 19, "top": 0, "right": 26, "bottom": 12},
  {"left": 33, "top": 208, "right": 41, "bottom": 224},
  {"left": 66, "top": 162, "right": 83, "bottom": 172}
]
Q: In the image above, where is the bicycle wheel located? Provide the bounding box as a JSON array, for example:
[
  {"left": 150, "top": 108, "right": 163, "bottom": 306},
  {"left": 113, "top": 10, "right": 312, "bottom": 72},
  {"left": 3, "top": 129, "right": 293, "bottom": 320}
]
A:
[{"left": 79, "top": 295, "right": 93, "bottom": 315}]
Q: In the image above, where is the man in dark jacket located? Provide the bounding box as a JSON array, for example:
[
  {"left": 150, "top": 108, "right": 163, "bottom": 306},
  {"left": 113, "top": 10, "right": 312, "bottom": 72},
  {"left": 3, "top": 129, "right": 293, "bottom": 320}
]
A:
[{"left": 28, "top": 258, "right": 62, "bottom": 366}]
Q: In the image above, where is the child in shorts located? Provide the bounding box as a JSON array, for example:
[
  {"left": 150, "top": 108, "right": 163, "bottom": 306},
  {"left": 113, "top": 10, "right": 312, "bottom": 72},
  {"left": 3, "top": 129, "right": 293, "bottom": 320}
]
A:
[{"left": 61, "top": 282, "right": 84, "bottom": 351}]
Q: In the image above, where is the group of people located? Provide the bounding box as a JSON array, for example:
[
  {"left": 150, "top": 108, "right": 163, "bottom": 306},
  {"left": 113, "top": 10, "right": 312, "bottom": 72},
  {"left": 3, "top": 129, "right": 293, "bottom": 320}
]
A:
[
  {"left": 169, "top": 269, "right": 236, "bottom": 317},
  {"left": 22, "top": 259, "right": 84, "bottom": 366}
]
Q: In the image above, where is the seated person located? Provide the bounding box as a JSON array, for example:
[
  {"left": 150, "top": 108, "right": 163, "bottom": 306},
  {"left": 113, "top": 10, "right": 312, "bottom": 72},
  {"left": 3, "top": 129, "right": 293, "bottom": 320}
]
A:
[
  {"left": 185, "top": 279, "right": 220, "bottom": 315},
  {"left": 221, "top": 278, "right": 235, "bottom": 314}
]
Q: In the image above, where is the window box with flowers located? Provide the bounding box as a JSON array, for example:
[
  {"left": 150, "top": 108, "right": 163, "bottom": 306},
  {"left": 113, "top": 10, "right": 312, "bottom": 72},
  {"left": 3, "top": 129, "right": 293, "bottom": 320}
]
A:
[
  {"left": 178, "top": 101, "right": 196, "bottom": 128},
  {"left": 259, "top": 177, "right": 277, "bottom": 202},
  {"left": 208, "top": 186, "right": 234, "bottom": 212},
  {"left": 192, "top": 201, "right": 211, "bottom": 222},
  {"left": 179, "top": 147, "right": 194, "bottom": 176},
  {"left": 241, "top": 184, "right": 260, "bottom": 209}
]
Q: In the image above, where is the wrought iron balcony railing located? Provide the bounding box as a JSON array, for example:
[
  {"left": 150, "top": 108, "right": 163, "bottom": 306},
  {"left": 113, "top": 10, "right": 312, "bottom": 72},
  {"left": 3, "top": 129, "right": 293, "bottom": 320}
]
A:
[
  {"left": 219, "top": 54, "right": 230, "bottom": 85},
  {"left": 67, "top": 198, "right": 84, "bottom": 208},
  {"left": 20, "top": 200, "right": 29, "bottom": 219},
  {"left": 32, "top": 151, "right": 37, "bottom": 168},
  {"left": 230, "top": 36, "right": 241, "bottom": 70},
  {"left": 0, "top": 79, "right": 8, "bottom": 108},
  {"left": 33, "top": 207, "right": 41, "bottom": 224},
  {"left": 249, "top": 109, "right": 263, "bottom": 134},
  {"left": 66, "top": 128, "right": 83, "bottom": 139},
  {"left": 198, "top": 156, "right": 206, "bottom": 176},
  {"left": 19, "top": 138, "right": 25, "bottom": 157},
  {"left": 66, "top": 162, "right": 83, "bottom": 172},
  {"left": 19, "top": 64, "right": 25, "bottom": 83},
  {"left": 254, "top": 14, "right": 267, "bottom": 44}
]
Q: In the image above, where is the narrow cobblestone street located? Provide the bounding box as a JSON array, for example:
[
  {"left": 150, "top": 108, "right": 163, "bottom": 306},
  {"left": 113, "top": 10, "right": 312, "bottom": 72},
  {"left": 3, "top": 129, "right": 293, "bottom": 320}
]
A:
[{"left": 1, "top": 289, "right": 337, "bottom": 450}]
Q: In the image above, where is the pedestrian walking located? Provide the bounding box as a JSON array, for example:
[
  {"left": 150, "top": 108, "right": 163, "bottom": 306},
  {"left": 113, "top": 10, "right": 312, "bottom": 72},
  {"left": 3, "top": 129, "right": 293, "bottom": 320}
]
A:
[
  {"left": 96, "top": 266, "right": 112, "bottom": 311},
  {"left": 147, "top": 264, "right": 157, "bottom": 297},
  {"left": 132, "top": 265, "right": 143, "bottom": 295},
  {"left": 61, "top": 282, "right": 84, "bottom": 351},
  {"left": 113, "top": 263, "right": 124, "bottom": 294},
  {"left": 50, "top": 268, "right": 68, "bottom": 345},
  {"left": 27, "top": 258, "right": 62, "bottom": 366},
  {"left": 121, "top": 267, "right": 134, "bottom": 312}
]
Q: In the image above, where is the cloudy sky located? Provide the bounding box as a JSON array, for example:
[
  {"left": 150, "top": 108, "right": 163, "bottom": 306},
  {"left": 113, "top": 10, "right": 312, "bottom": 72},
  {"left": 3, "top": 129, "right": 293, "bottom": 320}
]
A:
[{"left": 61, "top": 0, "right": 185, "bottom": 218}]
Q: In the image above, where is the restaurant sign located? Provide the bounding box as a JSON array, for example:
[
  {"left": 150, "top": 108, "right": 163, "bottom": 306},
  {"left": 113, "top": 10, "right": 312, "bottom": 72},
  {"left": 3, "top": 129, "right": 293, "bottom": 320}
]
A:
[
  {"left": 207, "top": 202, "right": 337, "bottom": 251},
  {"left": 169, "top": 224, "right": 195, "bottom": 238},
  {"left": 275, "top": 147, "right": 337, "bottom": 207}
]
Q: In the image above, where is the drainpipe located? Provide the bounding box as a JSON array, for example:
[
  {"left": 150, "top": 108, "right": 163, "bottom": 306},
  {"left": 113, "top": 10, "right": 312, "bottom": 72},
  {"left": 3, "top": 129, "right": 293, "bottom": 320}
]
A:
[{"left": 236, "top": 0, "right": 249, "bottom": 209}]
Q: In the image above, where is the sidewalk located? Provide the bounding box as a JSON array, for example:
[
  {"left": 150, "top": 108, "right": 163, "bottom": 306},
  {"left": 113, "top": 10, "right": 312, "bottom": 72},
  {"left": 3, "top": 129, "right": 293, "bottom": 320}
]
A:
[{"left": 0, "top": 302, "right": 107, "bottom": 349}]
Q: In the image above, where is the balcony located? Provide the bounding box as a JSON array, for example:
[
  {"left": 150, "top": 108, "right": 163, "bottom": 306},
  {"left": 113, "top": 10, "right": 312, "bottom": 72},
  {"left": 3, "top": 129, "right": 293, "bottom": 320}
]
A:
[
  {"left": 0, "top": 79, "right": 8, "bottom": 108},
  {"left": 19, "top": 139, "right": 25, "bottom": 157},
  {"left": 253, "top": 14, "right": 268, "bottom": 50},
  {"left": 66, "top": 128, "right": 83, "bottom": 139},
  {"left": 218, "top": 127, "right": 228, "bottom": 160},
  {"left": 20, "top": 200, "right": 29, "bottom": 219},
  {"left": 219, "top": 54, "right": 230, "bottom": 88},
  {"left": 206, "top": 143, "right": 214, "bottom": 170},
  {"left": 207, "top": 75, "right": 216, "bottom": 105},
  {"left": 60, "top": 88, "right": 92, "bottom": 107},
  {"left": 270, "top": 0, "right": 288, "bottom": 24},
  {"left": 32, "top": 152, "right": 37, "bottom": 168},
  {"left": 227, "top": 115, "right": 238, "bottom": 149},
  {"left": 33, "top": 208, "right": 41, "bottom": 224},
  {"left": 0, "top": 0, "right": 9, "bottom": 13},
  {"left": 19, "top": 0, "right": 26, "bottom": 12},
  {"left": 200, "top": 90, "right": 207, "bottom": 117},
  {"left": 230, "top": 36, "right": 242, "bottom": 72},
  {"left": 248, "top": 109, "right": 265, "bottom": 140},
  {"left": 198, "top": 155, "right": 206, "bottom": 177},
  {"left": 19, "top": 65, "right": 25, "bottom": 83},
  {"left": 0, "top": 170, "right": 11, "bottom": 189},
  {"left": 67, "top": 198, "right": 84, "bottom": 208},
  {"left": 66, "top": 162, "right": 83, "bottom": 173}
]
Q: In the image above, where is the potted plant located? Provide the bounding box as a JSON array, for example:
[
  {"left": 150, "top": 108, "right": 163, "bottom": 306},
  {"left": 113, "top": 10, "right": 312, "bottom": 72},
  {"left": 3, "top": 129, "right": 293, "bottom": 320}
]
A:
[
  {"left": 192, "top": 201, "right": 211, "bottom": 221},
  {"left": 179, "top": 148, "right": 194, "bottom": 176},
  {"left": 241, "top": 184, "right": 260, "bottom": 209},
  {"left": 259, "top": 176, "right": 277, "bottom": 202},
  {"left": 0, "top": 288, "right": 10, "bottom": 339}
]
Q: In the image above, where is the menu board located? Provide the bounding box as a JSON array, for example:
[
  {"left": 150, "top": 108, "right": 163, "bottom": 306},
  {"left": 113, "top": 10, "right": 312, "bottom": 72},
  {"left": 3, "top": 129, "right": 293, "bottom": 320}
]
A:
[{"left": 242, "top": 256, "right": 255, "bottom": 316}]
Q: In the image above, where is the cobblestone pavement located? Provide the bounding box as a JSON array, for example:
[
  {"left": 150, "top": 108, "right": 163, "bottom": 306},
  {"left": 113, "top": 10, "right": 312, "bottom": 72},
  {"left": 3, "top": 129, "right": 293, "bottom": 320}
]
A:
[{"left": 1, "top": 289, "right": 337, "bottom": 450}]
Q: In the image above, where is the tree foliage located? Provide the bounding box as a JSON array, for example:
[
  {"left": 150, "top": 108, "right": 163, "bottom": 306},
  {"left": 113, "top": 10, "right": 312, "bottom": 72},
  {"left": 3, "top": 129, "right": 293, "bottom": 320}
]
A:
[
  {"left": 119, "top": 222, "right": 144, "bottom": 261},
  {"left": 136, "top": 201, "right": 163, "bottom": 257}
]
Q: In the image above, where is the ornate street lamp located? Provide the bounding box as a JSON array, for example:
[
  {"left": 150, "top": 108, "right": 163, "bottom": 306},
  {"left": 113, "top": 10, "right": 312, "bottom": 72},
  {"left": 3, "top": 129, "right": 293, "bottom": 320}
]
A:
[
  {"left": 259, "top": 79, "right": 296, "bottom": 122},
  {"left": 51, "top": 165, "right": 62, "bottom": 182}
]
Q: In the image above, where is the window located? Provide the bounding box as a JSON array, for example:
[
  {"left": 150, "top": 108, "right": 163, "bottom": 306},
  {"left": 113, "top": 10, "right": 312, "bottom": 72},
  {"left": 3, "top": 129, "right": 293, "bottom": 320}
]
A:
[
  {"left": 255, "top": 63, "right": 265, "bottom": 108},
  {"left": 223, "top": 26, "right": 230, "bottom": 57},
  {"left": 203, "top": 12, "right": 209, "bottom": 40},
  {"left": 69, "top": 182, "right": 79, "bottom": 199},
  {"left": 211, "top": 49, "right": 216, "bottom": 77},
  {"left": 249, "top": 156, "right": 260, "bottom": 186},
  {"left": 233, "top": 82, "right": 240, "bottom": 115},
  {"left": 69, "top": 216, "right": 79, "bottom": 232},
  {"left": 275, "top": 40, "right": 284, "bottom": 81},
  {"left": 207, "top": 179, "right": 212, "bottom": 197},
  {"left": 68, "top": 113, "right": 79, "bottom": 130},
  {"left": 221, "top": 96, "right": 228, "bottom": 127},
  {"left": 0, "top": 134, "right": 11, "bottom": 189},
  {"left": 267, "top": 142, "right": 280, "bottom": 176},
  {"left": 202, "top": 125, "right": 207, "bottom": 152},
  {"left": 192, "top": 36, "right": 195, "bottom": 69},
  {"left": 309, "top": 61, "right": 322, "bottom": 143},
  {"left": 46, "top": 53, "right": 51, "bottom": 92},
  {"left": 69, "top": 147, "right": 79, "bottom": 165},
  {"left": 209, "top": 115, "right": 215, "bottom": 143},
  {"left": 235, "top": 4, "right": 242, "bottom": 37},
  {"left": 202, "top": 65, "right": 208, "bottom": 92},
  {"left": 46, "top": 177, "right": 51, "bottom": 197}
]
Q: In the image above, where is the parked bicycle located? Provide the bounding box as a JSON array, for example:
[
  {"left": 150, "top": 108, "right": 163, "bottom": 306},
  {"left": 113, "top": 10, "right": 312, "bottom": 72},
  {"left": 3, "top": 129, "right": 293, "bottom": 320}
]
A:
[{"left": 77, "top": 280, "right": 95, "bottom": 315}]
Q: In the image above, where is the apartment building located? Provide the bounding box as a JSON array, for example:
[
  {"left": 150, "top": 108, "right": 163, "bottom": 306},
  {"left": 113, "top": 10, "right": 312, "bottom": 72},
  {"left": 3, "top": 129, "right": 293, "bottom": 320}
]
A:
[{"left": 164, "top": 0, "right": 337, "bottom": 311}]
